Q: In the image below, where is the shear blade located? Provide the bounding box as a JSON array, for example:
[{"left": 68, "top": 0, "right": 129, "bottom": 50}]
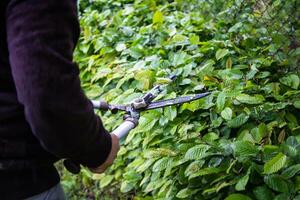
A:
[{"left": 140, "top": 92, "right": 210, "bottom": 111}]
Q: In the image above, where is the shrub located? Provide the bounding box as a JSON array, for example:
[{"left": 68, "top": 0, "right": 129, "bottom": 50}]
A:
[{"left": 61, "top": 0, "right": 300, "bottom": 199}]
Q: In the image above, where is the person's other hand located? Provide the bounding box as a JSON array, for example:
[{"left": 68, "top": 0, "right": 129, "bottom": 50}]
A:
[{"left": 89, "top": 134, "right": 119, "bottom": 173}]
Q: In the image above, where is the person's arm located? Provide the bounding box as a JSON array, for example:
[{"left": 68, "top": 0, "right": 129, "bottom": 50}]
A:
[{"left": 6, "top": 0, "right": 115, "bottom": 168}]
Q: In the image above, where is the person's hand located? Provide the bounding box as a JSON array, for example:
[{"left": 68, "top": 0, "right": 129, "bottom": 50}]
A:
[{"left": 89, "top": 133, "right": 120, "bottom": 173}]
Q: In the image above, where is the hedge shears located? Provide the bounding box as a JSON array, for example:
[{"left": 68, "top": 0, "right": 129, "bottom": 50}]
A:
[{"left": 64, "top": 75, "right": 210, "bottom": 173}]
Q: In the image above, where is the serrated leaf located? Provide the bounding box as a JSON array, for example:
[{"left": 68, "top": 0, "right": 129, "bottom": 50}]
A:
[
  {"left": 216, "top": 49, "right": 229, "bottom": 60},
  {"left": 227, "top": 113, "right": 249, "bottom": 128},
  {"left": 221, "top": 107, "right": 233, "bottom": 120},
  {"left": 184, "top": 144, "right": 210, "bottom": 160},
  {"left": 236, "top": 94, "right": 265, "bottom": 104},
  {"left": 176, "top": 188, "right": 195, "bottom": 198},
  {"left": 281, "top": 164, "right": 300, "bottom": 179},
  {"left": 144, "top": 180, "right": 164, "bottom": 193},
  {"left": 120, "top": 181, "right": 135, "bottom": 193},
  {"left": 137, "top": 159, "right": 155, "bottom": 172},
  {"left": 152, "top": 157, "right": 172, "bottom": 172},
  {"left": 263, "top": 153, "right": 287, "bottom": 174},
  {"left": 264, "top": 175, "right": 289, "bottom": 193},
  {"left": 184, "top": 160, "right": 205, "bottom": 177},
  {"left": 135, "top": 112, "right": 159, "bottom": 133},
  {"left": 279, "top": 74, "right": 300, "bottom": 89},
  {"left": 189, "top": 167, "right": 222, "bottom": 179},
  {"left": 233, "top": 141, "right": 259, "bottom": 158},
  {"left": 123, "top": 170, "right": 142, "bottom": 182}
]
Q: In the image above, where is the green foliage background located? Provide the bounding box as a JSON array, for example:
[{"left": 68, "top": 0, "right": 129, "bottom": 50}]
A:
[{"left": 61, "top": 0, "right": 300, "bottom": 199}]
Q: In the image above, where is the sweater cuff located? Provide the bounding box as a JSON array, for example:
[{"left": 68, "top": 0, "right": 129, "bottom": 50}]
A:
[{"left": 76, "top": 121, "right": 112, "bottom": 168}]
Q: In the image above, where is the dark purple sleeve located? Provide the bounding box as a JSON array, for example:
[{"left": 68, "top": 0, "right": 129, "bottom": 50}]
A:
[{"left": 5, "top": 0, "right": 112, "bottom": 168}]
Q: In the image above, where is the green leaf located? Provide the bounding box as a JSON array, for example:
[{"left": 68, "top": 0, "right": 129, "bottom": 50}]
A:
[
  {"left": 153, "top": 10, "right": 164, "bottom": 24},
  {"left": 171, "top": 51, "right": 188, "bottom": 66},
  {"left": 171, "top": 34, "right": 188, "bottom": 45},
  {"left": 120, "top": 181, "right": 135, "bottom": 193},
  {"left": 295, "top": 195, "right": 300, "bottom": 200},
  {"left": 99, "top": 175, "right": 114, "bottom": 188},
  {"left": 263, "top": 153, "right": 287, "bottom": 174},
  {"left": 228, "top": 22, "right": 243, "bottom": 33},
  {"left": 236, "top": 94, "right": 265, "bottom": 104},
  {"left": 202, "top": 132, "right": 219, "bottom": 143},
  {"left": 135, "top": 112, "right": 159, "bottom": 133},
  {"left": 235, "top": 167, "right": 251, "bottom": 191},
  {"left": 152, "top": 157, "right": 172, "bottom": 172},
  {"left": 216, "top": 49, "right": 229, "bottom": 60},
  {"left": 281, "top": 164, "right": 300, "bottom": 179},
  {"left": 233, "top": 141, "right": 259, "bottom": 158},
  {"left": 264, "top": 175, "right": 289, "bottom": 193},
  {"left": 274, "top": 193, "right": 291, "bottom": 200},
  {"left": 198, "top": 59, "right": 215, "bottom": 78},
  {"left": 251, "top": 123, "right": 268, "bottom": 143},
  {"left": 190, "top": 35, "right": 200, "bottom": 45},
  {"left": 164, "top": 106, "right": 177, "bottom": 121},
  {"left": 279, "top": 74, "right": 300, "bottom": 89},
  {"left": 184, "top": 160, "right": 205, "bottom": 178},
  {"left": 189, "top": 167, "right": 222, "bottom": 179},
  {"left": 294, "top": 100, "right": 300, "bottom": 109},
  {"left": 227, "top": 113, "right": 249, "bottom": 128},
  {"left": 144, "top": 180, "right": 165, "bottom": 193},
  {"left": 135, "top": 70, "right": 155, "bottom": 90},
  {"left": 225, "top": 193, "right": 252, "bottom": 200},
  {"left": 217, "top": 92, "right": 226, "bottom": 111},
  {"left": 123, "top": 170, "right": 142, "bottom": 182},
  {"left": 184, "top": 144, "right": 210, "bottom": 160},
  {"left": 115, "top": 43, "right": 126, "bottom": 52},
  {"left": 253, "top": 186, "right": 274, "bottom": 200},
  {"left": 221, "top": 107, "right": 233, "bottom": 120},
  {"left": 176, "top": 188, "right": 195, "bottom": 198}
]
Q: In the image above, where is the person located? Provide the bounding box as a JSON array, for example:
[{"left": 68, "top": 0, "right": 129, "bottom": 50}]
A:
[{"left": 0, "top": 0, "right": 120, "bottom": 199}]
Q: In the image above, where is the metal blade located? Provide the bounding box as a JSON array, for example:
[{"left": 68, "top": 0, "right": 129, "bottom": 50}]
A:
[{"left": 140, "top": 92, "right": 210, "bottom": 111}]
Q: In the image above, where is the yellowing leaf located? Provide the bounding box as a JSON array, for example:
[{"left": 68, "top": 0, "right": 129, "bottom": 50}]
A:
[
  {"left": 225, "top": 194, "right": 252, "bottom": 200},
  {"left": 190, "top": 35, "right": 200, "bottom": 45},
  {"left": 226, "top": 57, "right": 232, "bottom": 68},
  {"left": 153, "top": 10, "right": 164, "bottom": 24}
]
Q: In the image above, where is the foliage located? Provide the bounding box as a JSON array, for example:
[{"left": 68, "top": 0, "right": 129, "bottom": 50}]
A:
[{"left": 61, "top": 0, "right": 300, "bottom": 199}]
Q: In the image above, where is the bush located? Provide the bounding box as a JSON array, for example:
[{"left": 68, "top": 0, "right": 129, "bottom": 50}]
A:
[{"left": 61, "top": 0, "right": 300, "bottom": 199}]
